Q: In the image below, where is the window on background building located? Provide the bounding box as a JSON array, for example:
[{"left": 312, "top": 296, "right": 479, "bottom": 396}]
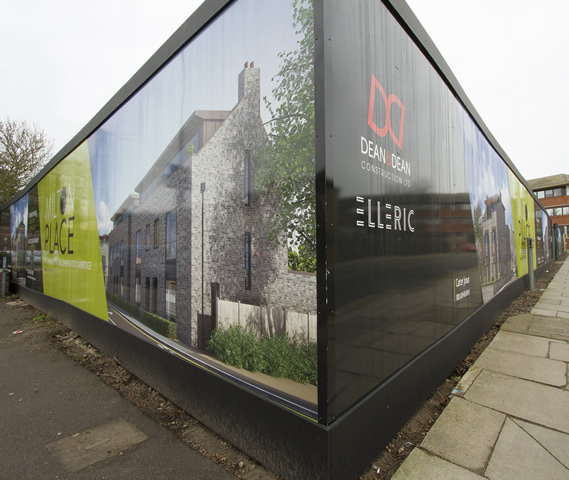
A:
[
  {"left": 154, "top": 218, "right": 159, "bottom": 248},
  {"left": 145, "top": 277, "right": 150, "bottom": 310},
  {"left": 563, "top": 206, "right": 569, "bottom": 215},
  {"left": 244, "top": 232, "right": 251, "bottom": 290},
  {"left": 547, "top": 208, "right": 554, "bottom": 216},
  {"left": 166, "top": 281, "right": 176, "bottom": 321},
  {"left": 537, "top": 191, "right": 545, "bottom": 199},
  {"left": 244, "top": 150, "right": 251, "bottom": 205},
  {"left": 165, "top": 210, "right": 177, "bottom": 260},
  {"left": 120, "top": 240, "right": 125, "bottom": 266},
  {"left": 152, "top": 277, "right": 158, "bottom": 313},
  {"left": 145, "top": 224, "right": 150, "bottom": 250},
  {"left": 135, "top": 277, "right": 141, "bottom": 304},
  {"left": 491, "top": 230, "right": 496, "bottom": 255},
  {"left": 554, "top": 207, "right": 563, "bottom": 216},
  {"left": 545, "top": 189, "right": 553, "bottom": 198},
  {"left": 136, "top": 230, "right": 142, "bottom": 264}
]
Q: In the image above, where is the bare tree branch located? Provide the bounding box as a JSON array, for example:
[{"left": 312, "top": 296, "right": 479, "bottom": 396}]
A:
[{"left": 0, "top": 118, "right": 53, "bottom": 204}]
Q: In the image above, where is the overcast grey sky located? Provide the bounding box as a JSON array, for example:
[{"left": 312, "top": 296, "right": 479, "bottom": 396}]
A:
[
  {"left": 406, "top": 0, "right": 569, "bottom": 181},
  {"left": 1, "top": 0, "right": 203, "bottom": 153},
  {"left": 2, "top": 0, "right": 567, "bottom": 182}
]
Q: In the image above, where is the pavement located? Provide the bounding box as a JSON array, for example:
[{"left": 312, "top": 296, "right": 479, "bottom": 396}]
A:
[
  {"left": 393, "top": 256, "right": 569, "bottom": 480},
  {"left": 0, "top": 299, "right": 236, "bottom": 480},
  {"left": 3, "top": 258, "right": 569, "bottom": 480}
]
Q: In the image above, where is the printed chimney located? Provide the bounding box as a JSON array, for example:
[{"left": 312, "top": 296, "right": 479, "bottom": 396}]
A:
[{"left": 238, "top": 61, "right": 260, "bottom": 113}]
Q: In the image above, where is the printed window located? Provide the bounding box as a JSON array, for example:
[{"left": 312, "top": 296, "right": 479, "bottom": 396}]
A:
[
  {"left": 145, "top": 224, "right": 150, "bottom": 251},
  {"left": 154, "top": 218, "right": 159, "bottom": 248},
  {"left": 165, "top": 210, "right": 177, "bottom": 260},
  {"left": 244, "top": 150, "right": 251, "bottom": 205},
  {"left": 166, "top": 280, "right": 176, "bottom": 321},
  {"left": 244, "top": 232, "right": 251, "bottom": 290},
  {"left": 135, "top": 230, "right": 142, "bottom": 264}
]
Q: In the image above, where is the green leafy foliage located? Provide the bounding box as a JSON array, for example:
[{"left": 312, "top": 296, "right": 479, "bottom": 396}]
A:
[
  {"left": 256, "top": 0, "right": 316, "bottom": 272},
  {"left": 288, "top": 245, "right": 316, "bottom": 273},
  {"left": 32, "top": 312, "right": 50, "bottom": 324},
  {"left": 209, "top": 325, "right": 317, "bottom": 385}
]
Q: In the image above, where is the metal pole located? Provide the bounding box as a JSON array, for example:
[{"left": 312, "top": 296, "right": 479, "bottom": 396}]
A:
[
  {"left": 201, "top": 182, "right": 206, "bottom": 331},
  {"left": 528, "top": 237, "right": 534, "bottom": 291},
  {"left": 1, "top": 256, "right": 6, "bottom": 297}
]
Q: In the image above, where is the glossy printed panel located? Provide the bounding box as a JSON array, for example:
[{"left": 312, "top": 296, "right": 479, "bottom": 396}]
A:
[
  {"left": 463, "top": 112, "right": 516, "bottom": 303},
  {"left": 38, "top": 142, "right": 107, "bottom": 320},
  {"left": 86, "top": 0, "right": 317, "bottom": 410},
  {"left": 9, "top": 194, "right": 28, "bottom": 287},
  {"left": 323, "top": 0, "right": 481, "bottom": 421},
  {"left": 321, "top": 0, "right": 546, "bottom": 422}
]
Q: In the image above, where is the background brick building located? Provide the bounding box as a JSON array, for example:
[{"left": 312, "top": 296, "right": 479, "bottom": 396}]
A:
[
  {"left": 108, "top": 65, "right": 316, "bottom": 348},
  {"left": 528, "top": 173, "right": 569, "bottom": 249}
]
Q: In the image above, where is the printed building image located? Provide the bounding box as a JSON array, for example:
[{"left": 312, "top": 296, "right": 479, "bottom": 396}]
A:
[
  {"left": 480, "top": 193, "right": 514, "bottom": 298},
  {"left": 107, "top": 65, "right": 317, "bottom": 348}
]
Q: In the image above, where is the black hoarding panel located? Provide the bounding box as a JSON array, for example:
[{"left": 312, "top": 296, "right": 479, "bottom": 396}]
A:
[{"left": 323, "top": 0, "right": 482, "bottom": 422}]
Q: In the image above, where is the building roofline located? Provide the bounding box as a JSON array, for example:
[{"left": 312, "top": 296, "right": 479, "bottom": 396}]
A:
[{"left": 527, "top": 173, "right": 569, "bottom": 190}]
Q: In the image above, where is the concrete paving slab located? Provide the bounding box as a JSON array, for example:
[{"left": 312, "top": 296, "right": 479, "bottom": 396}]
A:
[
  {"left": 540, "top": 291, "right": 567, "bottom": 302},
  {"left": 420, "top": 397, "right": 505, "bottom": 472},
  {"left": 452, "top": 367, "right": 482, "bottom": 397},
  {"left": 47, "top": 418, "right": 148, "bottom": 473},
  {"left": 489, "top": 331, "right": 550, "bottom": 357},
  {"left": 514, "top": 419, "right": 569, "bottom": 469},
  {"left": 391, "top": 448, "right": 485, "bottom": 480},
  {"left": 485, "top": 418, "right": 569, "bottom": 480},
  {"left": 538, "top": 298, "right": 561, "bottom": 306},
  {"left": 527, "top": 316, "right": 569, "bottom": 339},
  {"left": 531, "top": 308, "right": 557, "bottom": 317},
  {"left": 464, "top": 370, "right": 569, "bottom": 434},
  {"left": 501, "top": 314, "right": 532, "bottom": 334},
  {"left": 550, "top": 342, "right": 569, "bottom": 362},
  {"left": 550, "top": 303, "right": 569, "bottom": 313},
  {"left": 532, "top": 302, "right": 569, "bottom": 313},
  {"left": 475, "top": 347, "right": 567, "bottom": 387}
]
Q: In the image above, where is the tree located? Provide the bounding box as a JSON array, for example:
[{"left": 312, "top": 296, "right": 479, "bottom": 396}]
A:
[
  {"left": 256, "top": 0, "right": 315, "bottom": 271},
  {"left": 0, "top": 118, "right": 53, "bottom": 205}
]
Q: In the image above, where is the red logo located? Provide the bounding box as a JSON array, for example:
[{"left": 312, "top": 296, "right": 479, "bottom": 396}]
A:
[{"left": 367, "top": 75, "right": 405, "bottom": 149}]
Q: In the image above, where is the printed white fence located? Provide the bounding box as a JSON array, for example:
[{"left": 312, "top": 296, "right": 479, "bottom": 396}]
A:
[{"left": 217, "top": 299, "right": 317, "bottom": 343}]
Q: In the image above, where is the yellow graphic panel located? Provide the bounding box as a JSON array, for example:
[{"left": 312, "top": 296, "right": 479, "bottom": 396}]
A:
[
  {"left": 38, "top": 142, "right": 107, "bottom": 320},
  {"left": 509, "top": 171, "right": 536, "bottom": 277}
]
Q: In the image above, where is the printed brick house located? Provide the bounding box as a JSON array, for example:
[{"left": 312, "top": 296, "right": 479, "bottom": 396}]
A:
[
  {"left": 480, "top": 193, "right": 513, "bottom": 295},
  {"left": 107, "top": 65, "right": 317, "bottom": 347}
]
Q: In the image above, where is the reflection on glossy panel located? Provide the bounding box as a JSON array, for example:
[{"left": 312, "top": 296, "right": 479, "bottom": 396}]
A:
[
  {"left": 85, "top": 0, "right": 317, "bottom": 409},
  {"left": 321, "top": 0, "right": 547, "bottom": 422}
]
